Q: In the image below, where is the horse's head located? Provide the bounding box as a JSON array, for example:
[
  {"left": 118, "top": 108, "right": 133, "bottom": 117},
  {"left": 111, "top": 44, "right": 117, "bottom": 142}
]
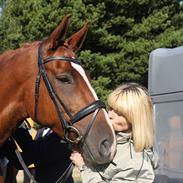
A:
[{"left": 22, "top": 15, "right": 116, "bottom": 165}]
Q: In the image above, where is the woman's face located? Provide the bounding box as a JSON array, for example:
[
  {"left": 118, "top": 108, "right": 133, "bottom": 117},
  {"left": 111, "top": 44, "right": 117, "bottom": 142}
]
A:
[{"left": 108, "top": 109, "right": 131, "bottom": 132}]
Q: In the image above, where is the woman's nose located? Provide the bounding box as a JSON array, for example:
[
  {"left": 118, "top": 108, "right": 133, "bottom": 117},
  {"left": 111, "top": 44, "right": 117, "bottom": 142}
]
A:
[{"left": 108, "top": 110, "right": 113, "bottom": 118}]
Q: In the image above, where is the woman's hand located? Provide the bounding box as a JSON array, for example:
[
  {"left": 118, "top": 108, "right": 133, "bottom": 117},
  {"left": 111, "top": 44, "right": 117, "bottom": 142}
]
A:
[{"left": 70, "top": 151, "right": 85, "bottom": 168}]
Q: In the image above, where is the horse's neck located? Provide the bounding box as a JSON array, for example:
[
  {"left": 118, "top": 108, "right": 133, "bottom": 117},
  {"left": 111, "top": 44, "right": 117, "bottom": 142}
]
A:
[
  {"left": 0, "top": 47, "right": 37, "bottom": 145},
  {"left": 0, "top": 176, "right": 4, "bottom": 183}
]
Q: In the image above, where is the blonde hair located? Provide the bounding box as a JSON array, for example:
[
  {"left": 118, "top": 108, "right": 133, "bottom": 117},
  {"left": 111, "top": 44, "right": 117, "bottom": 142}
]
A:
[{"left": 107, "top": 83, "right": 154, "bottom": 152}]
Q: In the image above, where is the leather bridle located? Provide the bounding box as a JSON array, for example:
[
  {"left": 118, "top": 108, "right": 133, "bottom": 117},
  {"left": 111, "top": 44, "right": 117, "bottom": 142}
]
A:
[{"left": 35, "top": 45, "right": 106, "bottom": 144}]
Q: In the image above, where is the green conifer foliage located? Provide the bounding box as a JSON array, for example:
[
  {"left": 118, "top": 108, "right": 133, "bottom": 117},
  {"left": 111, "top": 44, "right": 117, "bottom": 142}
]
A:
[{"left": 1, "top": 0, "right": 183, "bottom": 100}]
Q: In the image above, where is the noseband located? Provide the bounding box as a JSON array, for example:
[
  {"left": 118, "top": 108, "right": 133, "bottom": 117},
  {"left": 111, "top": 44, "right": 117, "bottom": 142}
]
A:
[{"left": 35, "top": 45, "right": 106, "bottom": 144}]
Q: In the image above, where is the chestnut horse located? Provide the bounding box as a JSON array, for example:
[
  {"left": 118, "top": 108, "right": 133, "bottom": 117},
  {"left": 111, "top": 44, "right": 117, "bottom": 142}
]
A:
[{"left": 0, "top": 14, "right": 116, "bottom": 169}]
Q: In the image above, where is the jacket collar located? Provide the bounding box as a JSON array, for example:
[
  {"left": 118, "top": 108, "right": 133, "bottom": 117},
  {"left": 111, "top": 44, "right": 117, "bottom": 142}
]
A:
[{"left": 116, "top": 132, "right": 132, "bottom": 144}]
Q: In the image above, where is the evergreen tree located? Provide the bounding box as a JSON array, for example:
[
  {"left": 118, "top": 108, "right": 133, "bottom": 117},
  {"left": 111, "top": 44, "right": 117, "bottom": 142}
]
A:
[{"left": 1, "top": 0, "right": 183, "bottom": 100}]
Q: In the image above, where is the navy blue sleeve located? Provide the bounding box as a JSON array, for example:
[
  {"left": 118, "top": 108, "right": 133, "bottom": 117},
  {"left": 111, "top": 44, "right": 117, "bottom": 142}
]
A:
[
  {"left": 0, "top": 138, "right": 32, "bottom": 169},
  {"left": 33, "top": 132, "right": 72, "bottom": 166},
  {"left": 12, "top": 128, "right": 72, "bottom": 166}
]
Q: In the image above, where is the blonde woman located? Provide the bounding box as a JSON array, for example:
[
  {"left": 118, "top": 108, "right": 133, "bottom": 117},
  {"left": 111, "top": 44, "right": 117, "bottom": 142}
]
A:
[{"left": 70, "top": 83, "right": 158, "bottom": 182}]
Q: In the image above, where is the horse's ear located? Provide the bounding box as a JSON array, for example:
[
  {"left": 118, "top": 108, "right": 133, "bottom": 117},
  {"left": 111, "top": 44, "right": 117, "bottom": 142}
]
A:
[
  {"left": 43, "top": 14, "right": 71, "bottom": 50},
  {"left": 65, "top": 22, "right": 89, "bottom": 52}
]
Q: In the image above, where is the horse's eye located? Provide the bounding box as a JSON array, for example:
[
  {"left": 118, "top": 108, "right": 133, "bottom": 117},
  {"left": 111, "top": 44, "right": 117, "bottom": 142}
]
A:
[{"left": 56, "top": 75, "right": 73, "bottom": 84}]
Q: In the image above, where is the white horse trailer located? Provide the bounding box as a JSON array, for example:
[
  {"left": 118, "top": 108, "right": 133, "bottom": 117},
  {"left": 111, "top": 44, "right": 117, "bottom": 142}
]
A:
[{"left": 148, "top": 46, "right": 183, "bottom": 183}]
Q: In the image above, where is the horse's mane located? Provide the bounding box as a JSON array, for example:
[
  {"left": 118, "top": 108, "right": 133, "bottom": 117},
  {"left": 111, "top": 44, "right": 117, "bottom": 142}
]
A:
[
  {"left": 21, "top": 41, "right": 41, "bottom": 48},
  {"left": 0, "top": 41, "right": 41, "bottom": 62}
]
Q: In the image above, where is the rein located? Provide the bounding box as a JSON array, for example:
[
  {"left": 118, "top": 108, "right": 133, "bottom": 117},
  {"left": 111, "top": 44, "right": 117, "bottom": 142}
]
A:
[
  {"left": 35, "top": 45, "right": 106, "bottom": 144},
  {"left": 11, "top": 136, "right": 73, "bottom": 183}
]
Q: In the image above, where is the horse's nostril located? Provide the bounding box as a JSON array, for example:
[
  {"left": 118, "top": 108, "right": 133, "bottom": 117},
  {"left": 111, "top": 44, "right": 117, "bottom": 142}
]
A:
[{"left": 99, "top": 139, "right": 110, "bottom": 157}]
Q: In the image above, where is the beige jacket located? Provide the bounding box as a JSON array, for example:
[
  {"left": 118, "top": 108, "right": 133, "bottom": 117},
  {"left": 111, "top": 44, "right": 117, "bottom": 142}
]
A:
[{"left": 80, "top": 132, "right": 158, "bottom": 183}]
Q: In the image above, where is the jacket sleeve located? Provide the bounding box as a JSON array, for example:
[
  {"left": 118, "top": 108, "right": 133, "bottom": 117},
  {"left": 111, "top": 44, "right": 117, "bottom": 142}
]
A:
[
  {"left": 13, "top": 127, "right": 72, "bottom": 166},
  {"left": 12, "top": 127, "right": 37, "bottom": 164},
  {"left": 109, "top": 163, "right": 155, "bottom": 182},
  {"left": 80, "top": 166, "right": 154, "bottom": 183},
  {"left": 13, "top": 127, "right": 35, "bottom": 149},
  {"left": 1, "top": 127, "right": 71, "bottom": 169},
  {"left": 31, "top": 132, "right": 72, "bottom": 166},
  {"left": 80, "top": 168, "right": 105, "bottom": 183},
  {"left": 80, "top": 167, "right": 133, "bottom": 183},
  {"left": 80, "top": 158, "right": 155, "bottom": 183},
  {"left": 1, "top": 138, "right": 32, "bottom": 170}
]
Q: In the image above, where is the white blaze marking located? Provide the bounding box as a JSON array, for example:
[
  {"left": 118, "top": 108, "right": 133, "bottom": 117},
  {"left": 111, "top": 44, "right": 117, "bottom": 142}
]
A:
[
  {"left": 71, "top": 62, "right": 116, "bottom": 154},
  {"left": 71, "top": 63, "right": 98, "bottom": 100},
  {"left": 71, "top": 63, "right": 114, "bottom": 131}
]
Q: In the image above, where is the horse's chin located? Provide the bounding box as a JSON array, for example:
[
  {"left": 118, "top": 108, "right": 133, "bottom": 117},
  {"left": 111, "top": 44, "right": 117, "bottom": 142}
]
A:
[{"left": 81, "top": 142, "right": 116, "bottom": 166}]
